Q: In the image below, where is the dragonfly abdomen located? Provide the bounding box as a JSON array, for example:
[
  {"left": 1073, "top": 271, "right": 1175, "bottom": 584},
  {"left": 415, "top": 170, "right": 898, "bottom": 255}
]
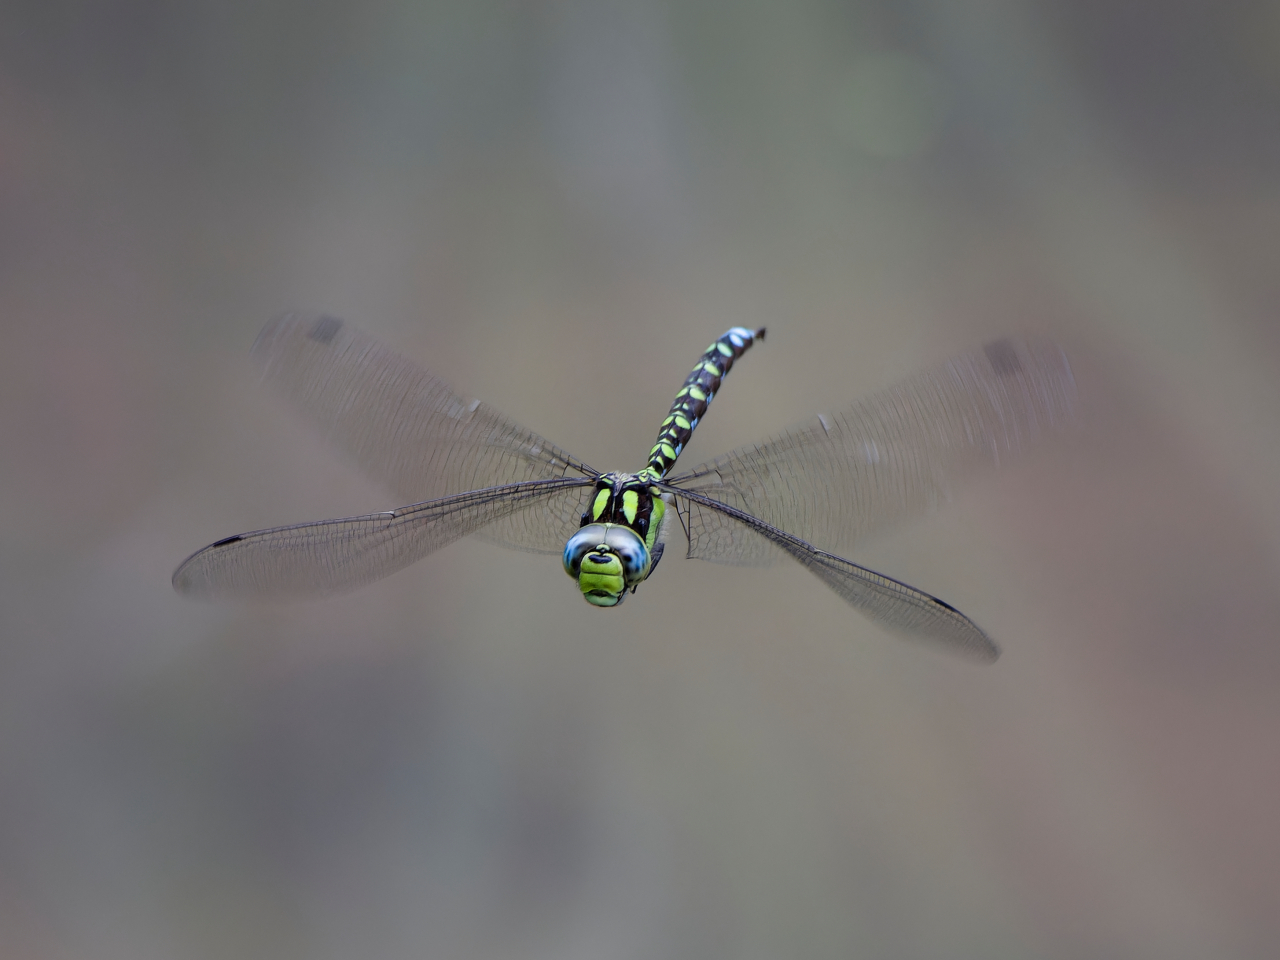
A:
[{"left": 645, "top": 326, "right": 765, "bottom": 478}]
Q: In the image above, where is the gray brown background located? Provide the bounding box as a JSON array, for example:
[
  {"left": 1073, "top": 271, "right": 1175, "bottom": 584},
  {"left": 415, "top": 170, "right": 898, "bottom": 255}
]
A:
[{"left": 3, "top": 1, "right": 1280, "bottom": 958}]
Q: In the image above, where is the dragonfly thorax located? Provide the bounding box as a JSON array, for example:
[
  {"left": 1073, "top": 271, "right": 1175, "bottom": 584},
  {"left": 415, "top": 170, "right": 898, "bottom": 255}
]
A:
[{"left": 579, "top": 472, "right": 660, "bottom": 536}]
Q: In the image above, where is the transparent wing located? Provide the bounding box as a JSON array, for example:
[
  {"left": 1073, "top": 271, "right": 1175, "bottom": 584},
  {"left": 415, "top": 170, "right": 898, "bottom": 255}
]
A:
[
  {"left": 665, "top": 488, "right": 998, "bottom": 661},
  {"left": 472, "top": 482, "right": 597, "bottom": 555},
  {"left": 172, "top": 477, "right": 594, "bottom": 600},
  {"left": 665, "top": 337, "right": 1076, "bottom": 561},
  {"left": 250, "top": 312, "right": 598, "bottom": 553}
]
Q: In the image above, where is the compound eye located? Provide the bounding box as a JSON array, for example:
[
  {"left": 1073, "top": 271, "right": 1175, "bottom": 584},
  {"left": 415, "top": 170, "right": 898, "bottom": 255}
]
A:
[
  {"left": 603, "top": 527, "right": 650, "bottom": 584},
  {"left": 615, "top": 542, "right": 646, "bottom": 581},
  {"left": 563, "top": 525, "right": 608, "bottom": 577}
]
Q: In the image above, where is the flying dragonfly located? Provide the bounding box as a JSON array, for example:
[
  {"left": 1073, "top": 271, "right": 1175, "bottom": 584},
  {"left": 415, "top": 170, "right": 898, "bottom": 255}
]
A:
[{"left": 173, "top": 313, "right": 1076, "bottom": 661}]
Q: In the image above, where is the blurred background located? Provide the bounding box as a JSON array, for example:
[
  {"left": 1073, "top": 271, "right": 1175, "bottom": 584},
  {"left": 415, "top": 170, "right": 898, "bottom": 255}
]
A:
[{"left": 2, "top": 1, "right": 1280, "bottom": 957}]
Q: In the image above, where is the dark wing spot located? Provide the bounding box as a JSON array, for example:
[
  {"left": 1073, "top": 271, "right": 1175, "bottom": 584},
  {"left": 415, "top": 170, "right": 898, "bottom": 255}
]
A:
[
  {"left": 984, "top": 339, "right": 1022, "bottom": 377},
  {"left": 755, "top": 327, "right": 766, "bottom": 341},
  {"left": 308, "top": 315, "right": 343, "bottom": 344},
  {"left": 211, "top": 535, "right": 244, "bottom": 548}
]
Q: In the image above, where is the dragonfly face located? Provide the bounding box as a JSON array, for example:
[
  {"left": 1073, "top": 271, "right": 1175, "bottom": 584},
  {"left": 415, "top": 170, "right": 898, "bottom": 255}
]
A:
[
  {"left": 562, "top": 473, "right": 667, "bottom": 606},
  {"left": 562, "top": 524, "right": 649, "bottom": 606}
]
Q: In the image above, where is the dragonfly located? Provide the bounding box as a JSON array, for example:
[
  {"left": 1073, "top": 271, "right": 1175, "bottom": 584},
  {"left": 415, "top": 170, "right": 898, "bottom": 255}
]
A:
[{"left": 173, "top": 313, "right": 1076, "bottom": 661}]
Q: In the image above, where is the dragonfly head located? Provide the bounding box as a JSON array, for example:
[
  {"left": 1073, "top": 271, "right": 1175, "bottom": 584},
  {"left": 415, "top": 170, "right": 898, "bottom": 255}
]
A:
[{"left": 562, "top": 523, "right": 651, "bottom": 607}]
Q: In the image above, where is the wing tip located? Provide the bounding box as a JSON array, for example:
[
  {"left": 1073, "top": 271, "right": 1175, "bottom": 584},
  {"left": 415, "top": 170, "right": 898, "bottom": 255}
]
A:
[
  {"left": 929, "top": 596, "right": 1000, "bottom": 663},
  {"left": 170, "top": 560, "right": 199, "bottom": 596},
  {"left": 251, "top": 310, "right": 350, "bottom": 362},
  {"left": 968, "top": 634, "right": 1001, "bottom": 664}
]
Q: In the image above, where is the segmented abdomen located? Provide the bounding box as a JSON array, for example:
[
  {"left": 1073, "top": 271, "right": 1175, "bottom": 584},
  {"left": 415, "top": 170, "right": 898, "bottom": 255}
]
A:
[{"left": 645, "top": 326, "right": 765, "bottom": 478}]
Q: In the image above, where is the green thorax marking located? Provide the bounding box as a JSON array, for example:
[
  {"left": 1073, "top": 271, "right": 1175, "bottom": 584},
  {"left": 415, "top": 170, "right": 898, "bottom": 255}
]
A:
[
  {"left": 580, "top": 473, "right": 665, "bottom": 552},
  {"left": 645, "top": 326, "right": 765, "bottom": 479}
]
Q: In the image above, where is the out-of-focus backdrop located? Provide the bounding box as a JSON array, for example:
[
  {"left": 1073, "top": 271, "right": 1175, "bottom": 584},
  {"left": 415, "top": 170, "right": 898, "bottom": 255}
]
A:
[{"left": 3, "top": 1, "right": 1280, "bottom": 958}]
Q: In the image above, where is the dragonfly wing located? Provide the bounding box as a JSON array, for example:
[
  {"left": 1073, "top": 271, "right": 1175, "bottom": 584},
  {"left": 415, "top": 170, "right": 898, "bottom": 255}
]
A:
[
  {"left": 798, "top": 549, "right": 998, "bottom": 660},
  {"left": 173, "top": 478, "right": 593, "bottom": 599},
  {"left": 471, "top": 482, "right": 598, "bottom": 554},
  {"left": 665, "top": 488, "right": 997, "bottom": 660},
  {"left": 670, "top": 488, "right": 784, "bottom": 567},
  {"left": 251, "top": 311, "right": 598, "bottom": 501},
  {"left": 666, "top": 337, "right": 1076, "bottom": 556}
]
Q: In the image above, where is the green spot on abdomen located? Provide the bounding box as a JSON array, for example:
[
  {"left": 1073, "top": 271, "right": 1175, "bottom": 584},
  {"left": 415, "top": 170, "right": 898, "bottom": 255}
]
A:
[{"left": 644, "top": 327, "right": 763, "bottom": 478}]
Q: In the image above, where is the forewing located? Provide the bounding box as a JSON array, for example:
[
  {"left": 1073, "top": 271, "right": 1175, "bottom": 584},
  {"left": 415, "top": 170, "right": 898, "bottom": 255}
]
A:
[
  {"left": 798, "top": 551, "right": 997, "bottom": 661},
  {"left": 252, "top": 312, "right": 597, "bottom": 503},
  {"left": 472, "top": 482, "right": 597, "bottom": 554},
  {"left": 666, "top": 489, "right": 997, "bottom": 661},
  {"left": 172, "top": 478, "right": 593, "bottom": 599},
  {"left": 667, "top": 337, "right": 1075, "bottom": 559}
]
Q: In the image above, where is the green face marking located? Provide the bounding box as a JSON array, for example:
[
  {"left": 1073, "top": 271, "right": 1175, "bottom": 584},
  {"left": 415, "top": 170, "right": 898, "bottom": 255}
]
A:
[{"left": 578, "top": 552, "right": 625, "bottom": 604}]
